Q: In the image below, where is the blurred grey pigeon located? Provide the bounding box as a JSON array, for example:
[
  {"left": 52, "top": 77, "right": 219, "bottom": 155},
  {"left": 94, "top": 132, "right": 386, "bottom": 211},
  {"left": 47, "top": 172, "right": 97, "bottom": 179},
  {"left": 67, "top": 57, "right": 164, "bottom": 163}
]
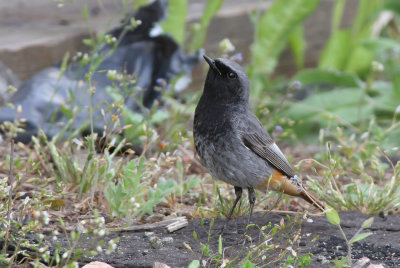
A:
[{"left": 0, "top": 0, "right": 200, "bottom": 143}]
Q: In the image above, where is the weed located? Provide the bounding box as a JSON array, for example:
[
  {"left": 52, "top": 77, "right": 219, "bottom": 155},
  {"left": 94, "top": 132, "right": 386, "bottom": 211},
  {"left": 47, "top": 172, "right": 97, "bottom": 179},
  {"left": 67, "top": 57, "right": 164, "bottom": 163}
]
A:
[
  {"left": 2, "top": 0, "right": 400, "bottom": 266},
  {"left": 325, "top": 208, "right": 374, "bottom": 267},
  {"left": 301, "top": 120, "right": 400, "bottom": 214},
  {"left": 186, "top": 214, "right": 314, "bottom": 267},
  {"left": 249, "top": 0, "right": 320, "bottom": 99}
]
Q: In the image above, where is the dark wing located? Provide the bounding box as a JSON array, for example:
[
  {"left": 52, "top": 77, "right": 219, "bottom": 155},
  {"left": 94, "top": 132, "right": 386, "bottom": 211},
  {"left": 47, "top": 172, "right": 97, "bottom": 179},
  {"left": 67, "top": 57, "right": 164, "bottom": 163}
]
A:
[{"left": 238, "top": 113, "right": 296, "bottom": 178}]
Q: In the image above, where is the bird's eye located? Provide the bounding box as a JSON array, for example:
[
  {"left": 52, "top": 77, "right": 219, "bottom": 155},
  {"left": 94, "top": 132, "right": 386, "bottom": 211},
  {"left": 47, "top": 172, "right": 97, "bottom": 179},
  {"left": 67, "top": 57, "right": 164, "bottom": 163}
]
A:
[{"left": 227, "top": 72, "right": 237, "bottom": 79}]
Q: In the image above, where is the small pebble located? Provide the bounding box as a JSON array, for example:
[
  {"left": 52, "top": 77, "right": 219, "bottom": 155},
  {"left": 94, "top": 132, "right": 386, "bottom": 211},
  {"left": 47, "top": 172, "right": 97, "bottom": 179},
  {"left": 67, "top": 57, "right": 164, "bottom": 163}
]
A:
[
  {"left": 144, "top": 232, "right": 155, "bottom": 237},
  {"left": 353, "top": 257, "right": 370, "bottom": 268},
  {"left": 149, "top": 236, "right": 162, "bottom": 249},
  {"left": 151, "top": 240, "right": 162, "bottom": 249},
  {"left": 317, "top": 256, "right": 327, "bottom": 263},
  {"left": 322, "top": 258, "right": 330, "bottom": 264},
  {"left": 161, "top": 237, "right": 174, "bottom": 244},
  {"left": 153, "top": 262, "right": 171, "bottom": 268},
  {"left": 149, "top": 236, "right": 159, "bottom": 243}
]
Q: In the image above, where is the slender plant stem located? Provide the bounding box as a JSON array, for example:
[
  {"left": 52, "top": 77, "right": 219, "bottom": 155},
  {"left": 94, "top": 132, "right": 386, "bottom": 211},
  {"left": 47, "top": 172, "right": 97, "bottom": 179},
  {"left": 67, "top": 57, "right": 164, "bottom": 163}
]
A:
[
  {"left": 337, "top": 224, "right": 352, "bottom": 266},
  {"left": 3, "top": 139, "right": 15, "bottom": 255},
  {"left": 358, "top": 74, "right": 374, "bottom": 129}
]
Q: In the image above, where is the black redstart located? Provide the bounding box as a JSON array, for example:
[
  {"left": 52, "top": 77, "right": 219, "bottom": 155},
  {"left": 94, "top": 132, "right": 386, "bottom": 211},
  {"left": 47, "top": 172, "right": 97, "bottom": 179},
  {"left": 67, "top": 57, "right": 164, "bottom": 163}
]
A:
[{"left": 194, "top": 55, "right": 324, "bottom": 226}]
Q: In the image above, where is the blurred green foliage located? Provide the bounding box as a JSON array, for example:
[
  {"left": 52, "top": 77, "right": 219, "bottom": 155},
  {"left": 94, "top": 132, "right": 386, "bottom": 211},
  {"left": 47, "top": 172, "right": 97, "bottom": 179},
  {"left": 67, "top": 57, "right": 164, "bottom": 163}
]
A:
[
  {"left": 162, "top": 0, "right": 187, "bottom": 45},
  {"left": 249, "top": 0, "right": 320, "bottom": 98},
  {"left": 244, "top": 0, "right": 400, "bottom": 149},
  {"left": 3, "top": 0, "right": 400, "bottom": 266},
  {"left": 242, "top": 0, "right": 400, "bottom": 216}
]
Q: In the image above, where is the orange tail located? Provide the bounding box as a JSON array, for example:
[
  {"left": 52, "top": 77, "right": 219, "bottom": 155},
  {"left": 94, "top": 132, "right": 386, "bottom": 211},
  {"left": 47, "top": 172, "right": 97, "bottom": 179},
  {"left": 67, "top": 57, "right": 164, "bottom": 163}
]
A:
[
  {"left": 256, "top": 170, "right": 325, "bottom": 211},
  {"left": 299, "top": 189, "right": 325, "bottom": 211}
]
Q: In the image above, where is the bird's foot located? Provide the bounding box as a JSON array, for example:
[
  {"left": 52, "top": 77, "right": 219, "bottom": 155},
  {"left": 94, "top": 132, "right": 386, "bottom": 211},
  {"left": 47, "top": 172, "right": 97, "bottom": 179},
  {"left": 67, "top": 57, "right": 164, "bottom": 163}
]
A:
[{"left": 290, "top": 175, "right": 303, "bottom": 187}]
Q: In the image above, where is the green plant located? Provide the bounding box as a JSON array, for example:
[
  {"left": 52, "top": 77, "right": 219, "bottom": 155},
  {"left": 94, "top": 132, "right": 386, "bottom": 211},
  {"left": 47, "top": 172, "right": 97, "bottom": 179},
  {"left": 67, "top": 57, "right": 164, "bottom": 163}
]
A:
[
  {"left": 106, "top": 81, "right": 161, "bottom": 150},
  {"left": 215, "top": 185, "right": 250, "bottom": 220},
  {"left": 184, "top": 218, "right": 217, "bottom": 265},
  {"left": 248, "top": 0, "right": 320, "bottom": 99},
  {"left": 185, "top": 214, "right": 314, "bottom": 267},
  {"left": 0, "top": 140, "right": 116, "bottom": 267},
  {"left": 37, "top": 213, "right": 119, "bottom": 267},
  {"left": 32, "top": 131, "right": 127, "bottom": 197},
  {"left": 174, "top": 158, "right": 201, "bottom": 203},
  {"left": 284, "top": 252, "right": 313, "bottom": 268},
  {"left": 188, "top": 0, "right": 225, "bottom": 53},
  {"left": 318, "top": 0, "right": 384, "bottom": 76},
  {"left": 1, "top": 0, "right": 226, "bottom": 266},
  {"left": 243, "top": 215, "right": 310, "bottom": 267},
  {"left": 1, "top": 141, "right": 43, "bottom": 264},
  {"left": 103, "top": 155, "right": 179, "bottom": 218},
  {"left": 285, "top": 63, "right": 400, "bottom": 142},
  {"left": 240, "top": 260, "right": 258, "bottom": 268},
  {"left": 277, "top": 0, "right": 400, "bottom": 141},
  {"left": 162, "top": 0, "right": 187, "bottom": 45},
  {"left": 326, "top": 208, "right": 374, "bottom": 267},
  {"left": 301, "top": 119, "right": 400, "bottom": 214}
]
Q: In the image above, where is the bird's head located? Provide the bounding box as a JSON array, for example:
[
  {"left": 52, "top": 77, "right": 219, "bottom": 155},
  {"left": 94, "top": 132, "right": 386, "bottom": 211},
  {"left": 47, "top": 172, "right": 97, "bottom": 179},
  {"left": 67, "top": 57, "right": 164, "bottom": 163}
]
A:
[{"left": 202, "top": 55, "right": 250, "bottom": 104}]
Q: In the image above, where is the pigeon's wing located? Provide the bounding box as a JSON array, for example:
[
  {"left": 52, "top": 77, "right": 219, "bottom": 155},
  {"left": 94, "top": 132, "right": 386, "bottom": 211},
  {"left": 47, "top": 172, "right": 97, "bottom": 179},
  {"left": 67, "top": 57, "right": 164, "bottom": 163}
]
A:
[{"left": 238, "top": 113, "right": 296, "bottom": 178}]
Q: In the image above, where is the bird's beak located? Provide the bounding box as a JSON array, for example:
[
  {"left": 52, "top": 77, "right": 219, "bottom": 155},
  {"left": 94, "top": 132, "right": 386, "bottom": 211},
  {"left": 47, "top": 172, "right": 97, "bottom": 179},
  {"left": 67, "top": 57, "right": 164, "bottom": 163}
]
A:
[{"left": 203, "top": 55, "right": 221, "bottom": 76}]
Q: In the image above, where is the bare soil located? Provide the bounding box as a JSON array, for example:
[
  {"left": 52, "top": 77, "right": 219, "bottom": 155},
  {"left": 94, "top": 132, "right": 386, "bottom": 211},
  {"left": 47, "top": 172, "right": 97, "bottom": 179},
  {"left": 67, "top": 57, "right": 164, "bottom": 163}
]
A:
[{"left": 56, "top": 211, "right": 400, "bottom": 267}]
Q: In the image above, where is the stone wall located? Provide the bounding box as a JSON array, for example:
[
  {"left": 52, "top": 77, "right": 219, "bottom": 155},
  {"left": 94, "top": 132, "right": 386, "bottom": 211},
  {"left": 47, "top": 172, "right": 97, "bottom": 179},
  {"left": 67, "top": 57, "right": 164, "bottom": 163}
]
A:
[{"left": 0, "top": 0, "right": 359, "bottom": 84}]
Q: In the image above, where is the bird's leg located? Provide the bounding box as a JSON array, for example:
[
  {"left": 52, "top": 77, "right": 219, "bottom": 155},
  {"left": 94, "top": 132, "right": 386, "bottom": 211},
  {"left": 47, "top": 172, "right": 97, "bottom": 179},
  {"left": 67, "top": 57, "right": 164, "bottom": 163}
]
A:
[
  {"left": 227, "top": 186, "right": 243, "bottom": 220},
  {"left": 247, "top": 187, "right": 256, "bottom": 226},
  {"left": 220, "top": 186, "right": 242, "bottom": 234}
]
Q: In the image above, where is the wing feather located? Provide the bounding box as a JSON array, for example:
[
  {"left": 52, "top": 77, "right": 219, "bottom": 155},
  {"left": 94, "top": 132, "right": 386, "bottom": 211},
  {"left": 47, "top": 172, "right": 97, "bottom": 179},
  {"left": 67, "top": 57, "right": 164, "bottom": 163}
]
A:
[{"left": 238, "top": 114, "right": 295, "bottom": 178}]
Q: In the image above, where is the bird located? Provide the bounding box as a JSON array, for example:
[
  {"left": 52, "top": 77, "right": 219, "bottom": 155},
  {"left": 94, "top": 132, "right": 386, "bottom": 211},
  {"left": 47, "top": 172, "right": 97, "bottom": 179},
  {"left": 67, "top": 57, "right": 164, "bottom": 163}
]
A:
[{"left": 193, "top": 55, "right": 324, "bottom": 227}]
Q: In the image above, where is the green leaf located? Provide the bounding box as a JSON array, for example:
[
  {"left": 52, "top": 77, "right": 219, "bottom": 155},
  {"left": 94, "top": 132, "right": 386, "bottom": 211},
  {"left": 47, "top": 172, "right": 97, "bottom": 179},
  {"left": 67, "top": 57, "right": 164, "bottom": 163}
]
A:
[
  {"left": 349, "top": 232, "right": 373, "bottom": 244},
  {"left": 285, "top": 87, "right": 374, "bottom": 125},
  {"left": 288, "top": 25, "right": 306, "bottom": 70},
  {"left": 82, "top": 4, "right": 89, "bottom": 21},
  {"left": 65, "top": 262, "right": 80, "bottom": 268},
  {"left": 371, "top": 81, "right": 400, "bottom": 115},
  {"left": 385, "top": 0, "right": 400, "bottom": 12},
  {"left": 331, "top": 0, "right": 346, "bottom": 34},
  {"left": 362, "top": 38, "right": 400, "bottom": 52},
  {"left": 333, "top": 257, "right": 349, "bottom": 268},
  {"left": 60, "top": 104, "right": 73, "bottom": 119},
  {"left": 393, "top": 75, "right": 400, "bottom": 98},
  {"left": 218, "top": 235, "right": 222, "bottom": 255},
  {"left": 251, "top": 0, "right": 320, "bottom": 75},
  {"left": 161, "top": 0, "right": 187, "bottom": 45},
  {"left": 59, "top": 52, "right": 70, "bottom": 77},
  {"left": 139, "top": 179, "right": 176, "bottom": 216},
  {"left": 352, "top": 0, "right": 381, "bottom": 36},
  {"left": 361, "top": 217, "right": 374, "bottom": 229},
  {"left": 293, "top": 69, "right": 362, "bottom": 87},
  {"left": 240, "top": 260, "right": 257, "bottom": 268},
  {"left": 189, "top": 0, "right": 225, "bottom": 52},
  {"left": 344, "top": 46, "right": 373, "bottom": 74},
  {"left": 193, "top": 231, "right": 198, "bottom": 241},
  {"left": 150, "top": 109, "right": 170, "bottom": 124},
  {"left": 183, "top": 176, "right": 201, "bottom": 194},
  {"left": 82, "top": 38, "right": 95, "bottom": 47},
  {"left": 188, "top": 260, "right": 200, "bottom": 268},
  {"left": 318, "top": 30, "right": 351, "bottom": 70},
  {"left": 326, "top": 207, "right": 341, "bottom": 225}
]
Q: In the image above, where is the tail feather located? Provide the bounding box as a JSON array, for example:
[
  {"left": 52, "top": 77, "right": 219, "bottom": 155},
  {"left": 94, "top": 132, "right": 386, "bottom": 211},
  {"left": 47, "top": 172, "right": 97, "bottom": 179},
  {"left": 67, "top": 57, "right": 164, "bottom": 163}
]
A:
[
  {"left": 299, "top": 189, "right": 325, "bottom": 211},
  {"left": 256, "top": 170, "right": 325, "bottom": 211}
]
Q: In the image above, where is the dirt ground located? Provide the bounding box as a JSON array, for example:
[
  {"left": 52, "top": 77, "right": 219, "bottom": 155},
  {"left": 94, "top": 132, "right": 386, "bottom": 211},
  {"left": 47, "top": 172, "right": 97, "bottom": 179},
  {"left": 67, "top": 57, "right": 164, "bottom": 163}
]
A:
[
  {"left": 50, "top": 211, "right": 400, "bottom": 267},
  {"left": 2, "top": 143, "right": 399, "bottom": 267}
]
